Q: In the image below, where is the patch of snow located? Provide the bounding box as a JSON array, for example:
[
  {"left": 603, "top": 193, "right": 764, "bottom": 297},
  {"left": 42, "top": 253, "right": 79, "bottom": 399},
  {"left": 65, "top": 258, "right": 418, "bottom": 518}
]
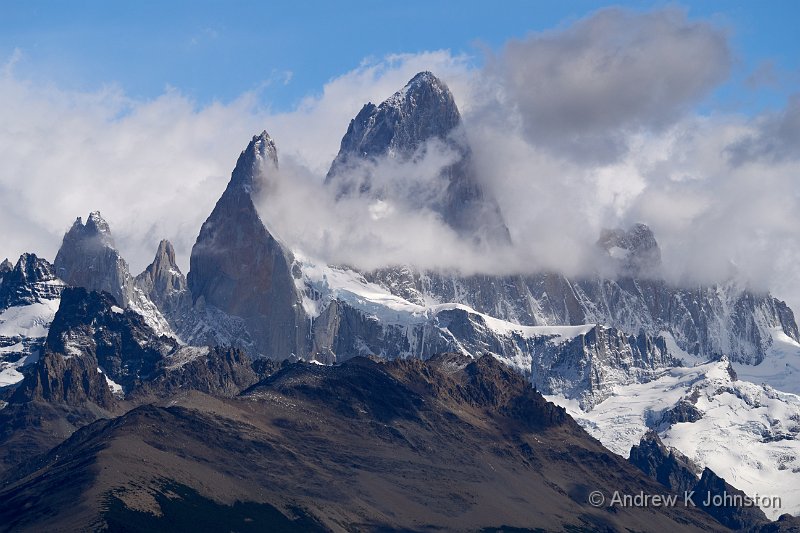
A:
[
  {"left": 164, "top": 346, "right": 210, "bottom": 370},
  {"left": 547, "top": 361, "right": 800, "bottom": 519},
  {"left": 608, "top": 246, "right": 631, "bottom": 260},
  {"left": 0, "top": 365, "right": 24, "bottom": 387},
  {"left": 0, "top": 300, "right": 60, "bottom": 338},
  {"left": 0, "top": 299, "right": 60, "bottom": 387},
  {"left": 97, "top": 366, "right": 124, "bottom": 396},
  {"left": 735, "top": 327, "right": 800, "bottom": 395}
]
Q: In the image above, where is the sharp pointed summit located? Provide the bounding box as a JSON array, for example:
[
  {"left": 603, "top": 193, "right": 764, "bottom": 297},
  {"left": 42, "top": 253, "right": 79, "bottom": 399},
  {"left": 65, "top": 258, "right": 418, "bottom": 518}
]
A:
[
  {"left": 134, "top": 239, "right": 186, "bottom": 311},
  {"left": 326, "top": 71, "right": 510, "bottom": 245},
  {"left": 53, "top": 212, "right": 174, "bottom": 336},
  {"left": 187, "top": 131, "right": 307, "bottom": 359},
  {"left": 229, "top": 130, "right": 278, "bottom": 195},
  {"left": 54, "top": 211, "right": 132, "bottom": 308},
  {"left": 327, "top": 71, "right": 461, "bottom": 176}
]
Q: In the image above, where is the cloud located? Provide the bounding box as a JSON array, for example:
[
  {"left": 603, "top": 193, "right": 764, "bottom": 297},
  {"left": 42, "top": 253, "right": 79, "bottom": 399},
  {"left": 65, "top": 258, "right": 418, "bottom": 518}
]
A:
[
  {"left": 726, "top": 93, "right": 800, "bottom": 164},
  {"left": 0, "top": 7, "right": 799, "bottom": 314},
  {"left": 0, "top": 50, "right": 472, "bottom": 276},
  {"left": 487, "top": 7, "right": 731, "bottom": 163},
  {"left": 0, "top": 70, "right": 270, "bottom": 274}
]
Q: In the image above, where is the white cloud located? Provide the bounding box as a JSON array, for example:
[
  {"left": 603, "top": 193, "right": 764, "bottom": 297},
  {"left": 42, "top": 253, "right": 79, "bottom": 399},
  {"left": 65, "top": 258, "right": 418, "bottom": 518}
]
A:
[{"left": 0, "top": 8, "right": 799, "bottom": 314}]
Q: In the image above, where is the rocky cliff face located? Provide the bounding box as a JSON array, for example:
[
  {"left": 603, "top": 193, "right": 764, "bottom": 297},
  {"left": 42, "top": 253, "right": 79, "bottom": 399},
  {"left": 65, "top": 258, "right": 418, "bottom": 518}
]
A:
[
  {"left": 365, "top": 223, "right": 798, "bottom": 365},
  {"left": 54, "top": 212, "right": 132, "bottom": 308},
  {"left": 134, "top": 239, "right": 189, "bottom": 327},
  {"left": 16, "top": 287, "right": 178, "bottom": 408},
  {"left": 53, "top": 212, "right": 173, "bottom": 336},
  {"left": 325, "top": 71, "right": 509, "bottom": 244},
  {"left": 530, "top": 325, "right": 678, "bottom": 409},
  {"left": 134, "top": 240, "right": 187, "bottom": 307},
  {"left": 186, "top": 131, "right": 308, "bottom": 359}
]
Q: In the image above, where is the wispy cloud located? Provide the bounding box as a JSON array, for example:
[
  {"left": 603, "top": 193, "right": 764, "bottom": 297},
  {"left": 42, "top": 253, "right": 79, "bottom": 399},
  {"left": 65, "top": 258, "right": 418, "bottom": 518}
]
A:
[{"left": 0, "top": 8, "right": 798, "bottom": 312}]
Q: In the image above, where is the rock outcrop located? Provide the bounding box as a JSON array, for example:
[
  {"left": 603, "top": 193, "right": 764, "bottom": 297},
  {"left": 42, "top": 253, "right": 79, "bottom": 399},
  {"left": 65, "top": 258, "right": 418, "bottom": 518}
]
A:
[
  {"left": 16, "top": 287, "right": 178, "bottom": 408},
  {"left": 0, "top": 254, "right": 63, "bottom": 310},
  {"left": 186, "top": 132, "right": 308, "bottom": 359},
  {"left": 53, "top": 212, "right": 173, "bottom": 336},
  {"left": 629, "top": 432, "right": 770, "bottom": 531}
]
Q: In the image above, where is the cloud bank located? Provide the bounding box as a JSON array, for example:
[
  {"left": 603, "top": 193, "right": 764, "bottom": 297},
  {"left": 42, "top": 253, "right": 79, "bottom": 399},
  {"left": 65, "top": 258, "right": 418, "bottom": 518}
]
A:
[{"left": 1, "top": 8, "right": 799, "bottom": 312}]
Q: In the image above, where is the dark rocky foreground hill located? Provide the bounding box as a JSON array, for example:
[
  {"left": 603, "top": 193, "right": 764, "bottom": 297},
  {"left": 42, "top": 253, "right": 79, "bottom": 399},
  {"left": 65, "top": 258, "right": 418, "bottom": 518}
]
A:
[{"left": 0, "top": 355, "right": 739, "bottom": 532}]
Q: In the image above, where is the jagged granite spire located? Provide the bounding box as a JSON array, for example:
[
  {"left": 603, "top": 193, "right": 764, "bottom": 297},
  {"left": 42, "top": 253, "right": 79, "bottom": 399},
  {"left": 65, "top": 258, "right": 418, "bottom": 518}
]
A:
[
  {"left": 0, "top": 258, "right": 12, "bottom": 275},
  {"left": 326, "top": 71, "right": 510, "bottom": 245},
  {"left": 327, "top": 71, "right": 461, "bottom": 175},
  {"left": 53, "top": 212, "right": 174, "bottom": 337},
  {"left": 134, "top": 240, "right": 186, "bottom": 309},
  {"left": 229, "top": 130, "right": 277, "bottom": 195},
  {"left": 187, "top": 131, "right": 307, "bottom": 359},
  {"left": 54, "top": 211, "right": 132, "bottom": 308}
]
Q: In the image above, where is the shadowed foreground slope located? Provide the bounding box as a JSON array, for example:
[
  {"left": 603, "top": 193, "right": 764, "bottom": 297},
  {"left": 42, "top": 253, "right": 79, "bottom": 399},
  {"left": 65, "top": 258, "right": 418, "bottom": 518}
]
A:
[{"left": 0, "top": 355, "right": 737, "bottom": 532}]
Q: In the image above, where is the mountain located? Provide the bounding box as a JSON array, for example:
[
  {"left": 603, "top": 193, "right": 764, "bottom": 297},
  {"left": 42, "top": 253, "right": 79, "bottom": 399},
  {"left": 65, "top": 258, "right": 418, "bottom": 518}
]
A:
[
  {"left": 551, "top": 356, "right": 800, "bottom": 519},
  {"left": 54, "top": 212, "right": 130, "bottom": 309},
  {"left": 0, "top": 355, "right": 731, "bottom": 532},
  {"left": 53, "top": 212, "right": 173, "bottom": 337},
  {"left": 0, "top": 281, "right": 271, "bottom": 478},
  {"left": 364, "top": 222, "right": 799, "bottom": 370},
  {"left": 325, "top": 71, "right": 510, "bottom": 245},
  {"left": 629, "top": 431, "right": 771, "bottom": 530},
  {"left": 133, "top": 239, "right": 186, "bottom": 311},
  {"left": 0, "top": 254, "right": 64, "bottom": 392},
  {"left": 185, "top": 131, "right": 308, "bottom": 359},
  {"left": 1, "top": 70, "right": 799, "bottom": 528}
]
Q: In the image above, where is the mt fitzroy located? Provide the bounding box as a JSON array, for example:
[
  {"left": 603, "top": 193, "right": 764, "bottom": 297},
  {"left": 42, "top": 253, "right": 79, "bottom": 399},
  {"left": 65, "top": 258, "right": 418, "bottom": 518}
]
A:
[
  {"left": 3, "top": 71, "right": 800, "bottom": 519},
  {"left": 154, "top": 72, "right": 798, "bottom": 388}
]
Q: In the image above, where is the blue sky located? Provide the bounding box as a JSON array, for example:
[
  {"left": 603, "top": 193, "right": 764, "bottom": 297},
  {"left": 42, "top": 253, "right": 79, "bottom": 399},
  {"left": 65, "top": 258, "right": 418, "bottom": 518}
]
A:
[{"left": 1, "top": 0, "right": 797, "bottom": 114}]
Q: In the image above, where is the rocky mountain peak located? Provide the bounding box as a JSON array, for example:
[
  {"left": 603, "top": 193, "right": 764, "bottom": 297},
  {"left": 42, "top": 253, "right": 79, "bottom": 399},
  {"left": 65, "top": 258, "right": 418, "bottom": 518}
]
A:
[
  {"left": 54, "top": 211, "right": 132, "bottom": 308},
  {"left": 0, "top": 253, "right": 62, "bottom": 309},
  {"left": 86, "top": 210, "right": 111, "bottom": 235},
  {"left": 187, "top": 133, "right": 307, "bottom": 359},
  {"left": 0, "top": 258, "right": 12, "bottom": 274},
  {"left": 64, "top": 211, "right": 115, "bottom": 249},
  {"left": 11, "top": 253, "right": 57, "bottom": 283},
  {"left": 155, "top": 239, "right": 177, "bottom": 267},
  {"left": 325, "top": 72, "right": 510, "bottom": 245},
  {"left": 327, "top": 71, "right": 461, "bottom": 179},
  {"left": 229, "top": 130, "right": 278, "bottom": 195},
  {"left": 135, "top": 240, "right": 186, "bottom": 310},
  {"left": 598, "top": 222, "right": 662, "bottom": 276}
]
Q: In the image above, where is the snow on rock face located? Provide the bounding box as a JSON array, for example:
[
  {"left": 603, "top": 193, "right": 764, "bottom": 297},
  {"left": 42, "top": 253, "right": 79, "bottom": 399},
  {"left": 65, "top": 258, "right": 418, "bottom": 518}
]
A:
[
  {"left": 547, "top": 360, "right": 800, "bottom": 519},
  {"left": 296, "top": 256, "right": 674, "bottom": 387},
  {"left": 366, "top": 261, "right": 798, "bottom": 370},
  {"left": 734, "top": 327, "right": 800, "bottom": 395},
  {"left": 531, "top": 324, "right": 679, "bottom": 410},
  {"left": 0, "top": 254, "right": 64, "bottom": 388}
]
